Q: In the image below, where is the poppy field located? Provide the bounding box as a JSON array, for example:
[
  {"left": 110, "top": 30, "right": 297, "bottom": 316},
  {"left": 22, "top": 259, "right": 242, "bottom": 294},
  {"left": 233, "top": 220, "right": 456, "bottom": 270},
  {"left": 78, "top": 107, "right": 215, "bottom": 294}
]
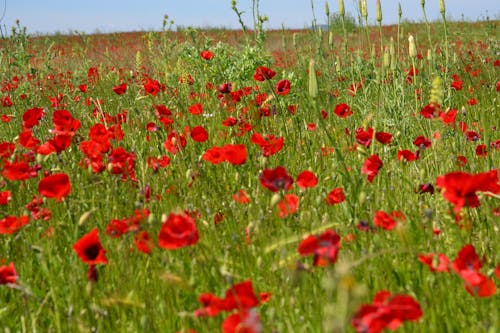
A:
[{"left": 1, "top": 1, "right": 499, "bottom": 332}]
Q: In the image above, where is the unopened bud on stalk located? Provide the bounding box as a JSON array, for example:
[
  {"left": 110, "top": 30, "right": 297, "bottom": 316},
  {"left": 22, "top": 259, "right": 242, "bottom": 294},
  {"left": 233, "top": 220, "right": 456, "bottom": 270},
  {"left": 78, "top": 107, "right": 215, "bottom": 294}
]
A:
[
  {"left": 360, "top": 0, "right": 368, "bottom": 21},
  {"left": 325, "top": 1, "right": 330, "bottom": 18},
  {"left": 328, "top": 31, "right": 334, "bottom": 48},
  {"left": 408, "top": 35, "right": 417, "bottom": 58},
  {"left": 427, "top": 49, "right": 432, "bottom": 61},
  {"left": 420, "top": 0, "right": 425, "bottom": 8},
  {"left": 308, "top": 59, "right": 319, "bottom": 98},
  {"left": 383, "top": 47, "right": 390, "bottom": 68},
  {"left": 338, "top": 0, "right": 345, "bottom": 17},
  {"left": 390, "top": 37, "right": 396, "bottom": 69},
  {"left": 376, "top": 0, "right": 382, "bottom": 24},
  {"left": 335, "top": 57, "right": 341, "bottom": 73},
  {"left": 439, "top": 0, "right": 446, "bottom": 16},
  {"left": 398, "top": 3, "right": 402, "bottom": 20}
]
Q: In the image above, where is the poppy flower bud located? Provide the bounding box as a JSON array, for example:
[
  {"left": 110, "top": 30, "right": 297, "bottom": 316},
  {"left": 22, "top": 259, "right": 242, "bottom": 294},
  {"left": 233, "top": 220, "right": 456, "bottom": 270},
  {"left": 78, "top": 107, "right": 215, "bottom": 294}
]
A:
[
  {"left": 325, "top": 1, "right": 330, "bottom": 18},
  {"left": 328, "top": 31, "right": 334, "bottom": 48},
  {"left": 398, "top": 3, "right": 402, "bottom": 20},
  {"left": 376, "top": 0, "right": 382, "bottom": 24},
  {"left": 383, "top": 47, "right": 390, "bottom": 68},
  {"left": 408, "top": 35, "right": 417, "bottom": 58},
  {"left": 439, "top": 0, "right": 445, "bottom": 16},
  {"left": 389, "top": 37, "right": 396, "bottom": 70},
  {"left": 308, "top": 59, "right": 318, "bottom": 98},
  {"left": 420, "top": 0, "right": 425, "bottom": 8},
  {"left": 338, "top": 0, "right": 345, "bottom": 17},
  {"left": 270, "top": 193, "right": 281, "bottom": 207},
  {"left": 360, "top": 0, "right": 367, "bottom": 21}
]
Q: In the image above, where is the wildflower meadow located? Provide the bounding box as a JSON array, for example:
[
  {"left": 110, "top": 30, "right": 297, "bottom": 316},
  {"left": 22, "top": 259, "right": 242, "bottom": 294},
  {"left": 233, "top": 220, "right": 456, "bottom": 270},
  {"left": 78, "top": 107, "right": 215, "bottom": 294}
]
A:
[{"left": 0, "top": 0, "right": 499, "bottom": 332}]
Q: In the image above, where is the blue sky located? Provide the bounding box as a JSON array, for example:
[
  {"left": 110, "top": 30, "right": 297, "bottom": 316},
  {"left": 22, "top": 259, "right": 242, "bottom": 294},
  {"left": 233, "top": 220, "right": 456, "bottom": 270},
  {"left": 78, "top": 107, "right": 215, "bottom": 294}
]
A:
[{"left": 2, "top": 0, "right": 499, "bottom": 35}]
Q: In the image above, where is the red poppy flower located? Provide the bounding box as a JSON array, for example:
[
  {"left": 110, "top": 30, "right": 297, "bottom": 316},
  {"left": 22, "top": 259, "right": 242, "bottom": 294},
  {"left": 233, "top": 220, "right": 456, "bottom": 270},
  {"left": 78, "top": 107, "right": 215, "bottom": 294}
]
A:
[
  {"left": 250, "top": 133, "right": 284, "bottom": 157},
  {"left": 325, "top": 187, "right": 345, "bottom": 205},
  {"left": 143, "top": 77, "right": 162, "bottom": 96},
  {"left": 420, "top": 103, "right": 440, "bottom": 119},
  {"left": 413, "top": 136, "right": 431, "bottom": 149},
  {"left": 436, "top": 170, "right": 500, "bottom": 212},
  {"left": 296, "top": 170, "right": 318, "bottom": 189},
  {"left": 1, "top": 161, "right": 37, "bottom": 181},
  {"left": 451, "top": 244, "right": 482, "bottom": 273},
  {"left": 451, "top": 75, "right": 463, "bottom": 90},
  {"left": 200, "top": 50, "right": 214, "bottom": 60},
  {"left": 277, "top": 194, "right": 299, "bottom": 218},
  {"left": 417, "top": 183, "right": 435, "bottom": 195},
  {"left": 253, "top": 66, "right": 276, "bottom": 81},
  {"left": 459, "top": 270, "right": 497, "bottom": 297},
  {"left": 190, "top": 126, "right": 209, "bottom": 142},
  {"left": 2, "top": 96, "right": 13, "bottom": 107},
  {"left": 397, "top": 149, "right": 419, "bottom": 161},
  {"left": 451, "top": 244, "right": 496, "bottom": 297},
  {"left": 375, "top": 131, "right": 392, "bottom": 144},
  {"left": 188, "top": 102, "right": 203, "bottom": 115},
  {"left": 78, "top": 84, "right": 88, "bottom": 92},
  {"left": 0, "top": 215, "right": 30, "bottom": 234},
  {"left": 439, "top": 109, "right": 457, "bottom": 125},
  {"left": 259, "top": 166, "right": 293, "bottom": 192},
  {"left": 298, "top": 229, "right": 341, "bottom": 267},
  {"left": 0, "top": 141, "right": 15, "bottom": 158},
  {"left": 355, "top": 127, "right": 374, "bottom": 147},
  {"left": 351, "top": 291, "right": 423, "bottom": 333},
  {"left": 134, "top": 231, "right": 153, "bottom": 254},
  {"left": 373, "top": 210, "right": 396, "bottom": 230},
  {"left": 222, "top": 310, "right": 262, "bottom": 333},
  {"left": 418, "top": 253, "right": 450, "bottom": 272},
  {"left": 195, "top": 280, "right": 265, "bottom": 317},
  {"left": 333, "top": 103, "right": 353, "bottom": 118},
  {"left": 158, "top": 212, "right": 199, "bottom": 250},
  {"left": 0, "top": 191, "right": 11, "bottom": 205},
  {"left": 275, "top": 79, "right": 291, "bottom": 96},
  {"left": 222, "top": 144, "right": 247, "bottom": 165},
  {"left": 203, "top": 146, "right": 226, "bottom": 164},
  {"left": 52, "top": 109, "right": 81, "bottom": 136},
  {"left": 361, "top": 155, "right": 383, "bottom": 183},
  {"left": 112, "top": 83, "right": 127, "bottom": 95},
  {"left": 73, "top": 228, "right": 108, "bottom": 265},
  {"left": 0, "top": 262, "right": 18, "bottom": 285},
  {"left": 38, "top": 173, "right": 71, "bottom": 201},
  {"left": 475, "top": 144, "right": 487, "bottom": 157},
  {"left": 164, "top": 131, "right": 187, "bottom": 155},
  {"left": 19, "top": 130, "right": 41, "bottom": 149},
  {"left": 22, "top": 107, "right": 45, "bottom": 129},
  {"left": 233, "top": 189, "right": 250, "bottom": 204}
]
